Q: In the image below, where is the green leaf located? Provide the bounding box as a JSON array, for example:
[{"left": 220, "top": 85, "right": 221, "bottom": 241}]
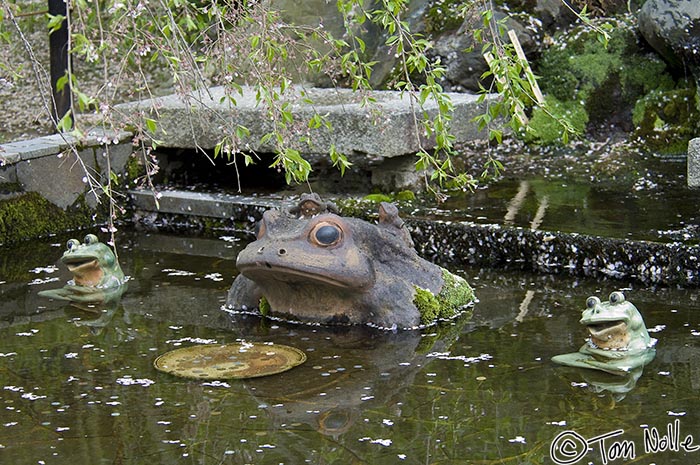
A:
[
  {"left": 46, "top": 14, "right": 66, "bottom": 34},
  {"left": 56, "top": 110, "right": 73, "bottom": 132},
  {"left": 145, "top": 118, "right": 158, "bottom": 134}
]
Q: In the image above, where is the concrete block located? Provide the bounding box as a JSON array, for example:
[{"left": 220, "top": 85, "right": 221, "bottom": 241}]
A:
[
  {"left": 688, "top": 137, "right": 700, "bottom": 188},
  {"left": 0, "top": 150, "right": 20, "bottom": 166},
  {"left": 16, "top": 152, "right": 97, "bottom": 209}
]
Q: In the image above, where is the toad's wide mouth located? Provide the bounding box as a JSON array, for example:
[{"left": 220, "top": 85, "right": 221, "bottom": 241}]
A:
[
  {"left": 238, "top": 262, "right": 366, "bottom": 290},
  {"left": 585, "top": 319, "right": 627, "bottom": 340},
  {"left": 62, "top": 256, "right": 100, "bottom": 273}
]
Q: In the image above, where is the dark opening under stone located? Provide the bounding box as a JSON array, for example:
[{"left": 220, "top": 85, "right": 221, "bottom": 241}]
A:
[{"left": 153, "top": 343, "right": 307, "bottom": 380}]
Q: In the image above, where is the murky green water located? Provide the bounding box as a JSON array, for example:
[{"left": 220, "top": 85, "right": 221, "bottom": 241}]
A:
[
  {"left": 1, "top": 231, "right": 699, "bottom": 464},
  {"left": 433, "top": 175, "right": 700, "bottom": 244}
]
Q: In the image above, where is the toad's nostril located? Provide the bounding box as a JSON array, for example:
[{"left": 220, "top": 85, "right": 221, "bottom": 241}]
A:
[{"left": 278, "top": 248, "right": 287, "bottom": 256}]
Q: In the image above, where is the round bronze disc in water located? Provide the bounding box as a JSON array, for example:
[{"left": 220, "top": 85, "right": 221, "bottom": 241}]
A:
[{"left": 153, "top": 343, "right": 306, "bottom": 380}]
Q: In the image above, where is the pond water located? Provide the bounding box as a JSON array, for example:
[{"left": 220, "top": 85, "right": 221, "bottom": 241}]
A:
[
  {"left": 1, "top": 230, "right": 699, "bottom": 464},
  {"left": 427, "top": 170, "right": 700, "bottom": 245}
]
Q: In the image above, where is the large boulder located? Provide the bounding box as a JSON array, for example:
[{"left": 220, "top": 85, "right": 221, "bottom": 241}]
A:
[{"left": 638, "top": 0, "right": 700, "bottom": 79}]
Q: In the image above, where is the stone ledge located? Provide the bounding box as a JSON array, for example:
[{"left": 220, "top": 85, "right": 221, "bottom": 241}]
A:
[
  {"left": 128, "top": 188, "right": 700, "bottom": 287},
  {"left": 0, "top": 128, "right": 133, "bottom": 166},
  {"left": 129, "top": 189, "right": 279, "bottom": 219}
]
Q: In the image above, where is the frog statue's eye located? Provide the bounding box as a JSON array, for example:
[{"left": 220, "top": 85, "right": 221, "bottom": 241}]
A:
[
  {"left": 309, "top": 221, "right": 343, "bottom": 247},
  {"left": 67, "top": 239, "right": 80, "bottom": 251},
  {"left": 586, "top": 296, "right": 601, "bottom": 309},
  {"left": 609, "top": 291, "right": 625, "bottom": 304},
  {"left": 84, "top": 234, "right": 99, "bottom": 245}
]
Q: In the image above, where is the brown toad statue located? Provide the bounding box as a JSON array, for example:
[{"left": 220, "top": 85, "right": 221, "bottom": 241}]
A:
[{"left": 226, "top": 198, "right": 474, "bottom": 330}]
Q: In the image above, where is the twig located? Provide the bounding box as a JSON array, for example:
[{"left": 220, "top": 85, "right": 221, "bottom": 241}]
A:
[{"left": 507, "top": 29, "right": 545, "bottom": 106}]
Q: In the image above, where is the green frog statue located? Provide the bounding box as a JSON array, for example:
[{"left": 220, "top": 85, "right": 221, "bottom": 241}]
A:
[
  {"left": 38, "top": 234, "right": 127, "bottom": 304},
  {"left": 226, "top": 198, "right": 475, "bottom": 330},
  {"left": 552, "top": 291, "right": 656, "bottom": 376}
]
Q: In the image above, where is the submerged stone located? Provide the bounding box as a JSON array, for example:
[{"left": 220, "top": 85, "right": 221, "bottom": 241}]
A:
[
  {"left": 154, "top": 343, "right": 307, "bottom": 380},
  {"left": 38, "top": 233, "right": 126, "bottom": 304},
  {"left": 552, "top": 291, "right": 656, "bottom": 376},
  {"left": 226, "top": 198, "right": 475, "bottom": 329}
]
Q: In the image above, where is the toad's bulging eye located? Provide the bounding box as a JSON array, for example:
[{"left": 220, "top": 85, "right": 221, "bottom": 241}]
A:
[
  {"left": 586, "top": 296, "right": 600, "bottom": 309},
  {"left": 310, "top": 222, "right": 343, "bottom": 247},
  {"left": 84, "top": 234, "right": 98, "bottom": 245},
  {"left": 609, "top": 291, "right": 625, "bottom": 304},
  {"left": 67, "top": 239, "right": 80, "bottom": 250}
]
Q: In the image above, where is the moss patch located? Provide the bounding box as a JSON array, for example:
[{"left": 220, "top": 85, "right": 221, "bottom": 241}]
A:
[
  {"left": 631, "top": 84, "right": 700, "bottom": 154},
  {"left": 524, "top": 96, "right": 589, "bottom": 145},
  {"left": 425, "top": 0, "right": 468, "bottom": 34},
  {"left": 414, "top": 268, "right": 475, "bottom": 326},
  {"left": 536, "top": 16, "right": 674, "bottom": 130},
  {"left": 0, "top": 192, "right": 101, "bottom": 245},
  {"left": 258, "top": 296, "right": 271, "bottom": 316}
]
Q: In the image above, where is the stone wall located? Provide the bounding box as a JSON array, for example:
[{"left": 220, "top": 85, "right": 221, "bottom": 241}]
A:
[{"left": 0, "top": 128, "right": 135, "bottom": 244}]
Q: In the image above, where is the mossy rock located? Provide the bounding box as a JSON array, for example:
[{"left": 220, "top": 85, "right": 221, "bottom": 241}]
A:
[
  {"left": 537, "top": 16, "right": 674, "bottom": 129},
  {"left": 524, "top": 96, "right": 589, "bottom": 145},
  {"left": 425, "top": 0, "right": 469, "bottom": 34},
  {"left": 0, "top": 192, "right": 101, "bottom": 245},
  {"left": 414, "top": 268, "right": 475, "bottom": 326},
  {"left": 632, "top": 85, "right": 700, "bottom": 154}
]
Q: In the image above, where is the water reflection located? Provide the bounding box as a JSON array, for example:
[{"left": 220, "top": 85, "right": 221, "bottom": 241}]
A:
[
  {"left": 0, "top": 231, "right": 699, "bottom": 464},
  {"left": 225, "top": 315, "right": 470, "bottom": 437}
]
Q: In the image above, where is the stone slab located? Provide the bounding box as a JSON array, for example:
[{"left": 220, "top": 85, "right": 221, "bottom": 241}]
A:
[
  {"left": 0, "top": 129, "right": 133, "bottom": 165},
  {"left": 116, "top": 86, "right": 494, "bottom": 163},
  {"left": 0, "top": 149, "right": 21, "bottom": 166},
  {"left": 689, "top": 137, "right": 700, "bottom": 188},
  {"left": 129, "top": 189, "right": 280, "bottom": 219},
  {"left": 16, "top": 151, "right": 98, "bottom": 209}
]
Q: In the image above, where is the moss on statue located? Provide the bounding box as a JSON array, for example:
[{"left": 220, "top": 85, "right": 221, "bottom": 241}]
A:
[
  {"left": 258, "top": 296, "right": 271, "bottom": 316},
  {"left": 0, "top": 192, "right": 101, "bottom": 245},
  {"left": 414, "top": 268, "right": 475, "bottom": 326}
]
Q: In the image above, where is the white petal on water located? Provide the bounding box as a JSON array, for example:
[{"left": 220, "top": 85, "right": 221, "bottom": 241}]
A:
[
  {"left": 116, "top": 376, "right": 155, "bottom": 387},
  {"left": 29, "top": 266, "right": 59, "bottom": 274},
  {"left": 27, "top": 277, "right": 60, "bottom": 285},
  {"left": 161, "top": 269, "right": 196, "bottom": 277},
  {"left": 358, "top": 437, "right": 393, "bottom": 447},
  {"left": 166, "top": 337, "right": 217, "bottom": 345},
  {"left": 202, "top": 381, "right": 231, "bottom": 388}
]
